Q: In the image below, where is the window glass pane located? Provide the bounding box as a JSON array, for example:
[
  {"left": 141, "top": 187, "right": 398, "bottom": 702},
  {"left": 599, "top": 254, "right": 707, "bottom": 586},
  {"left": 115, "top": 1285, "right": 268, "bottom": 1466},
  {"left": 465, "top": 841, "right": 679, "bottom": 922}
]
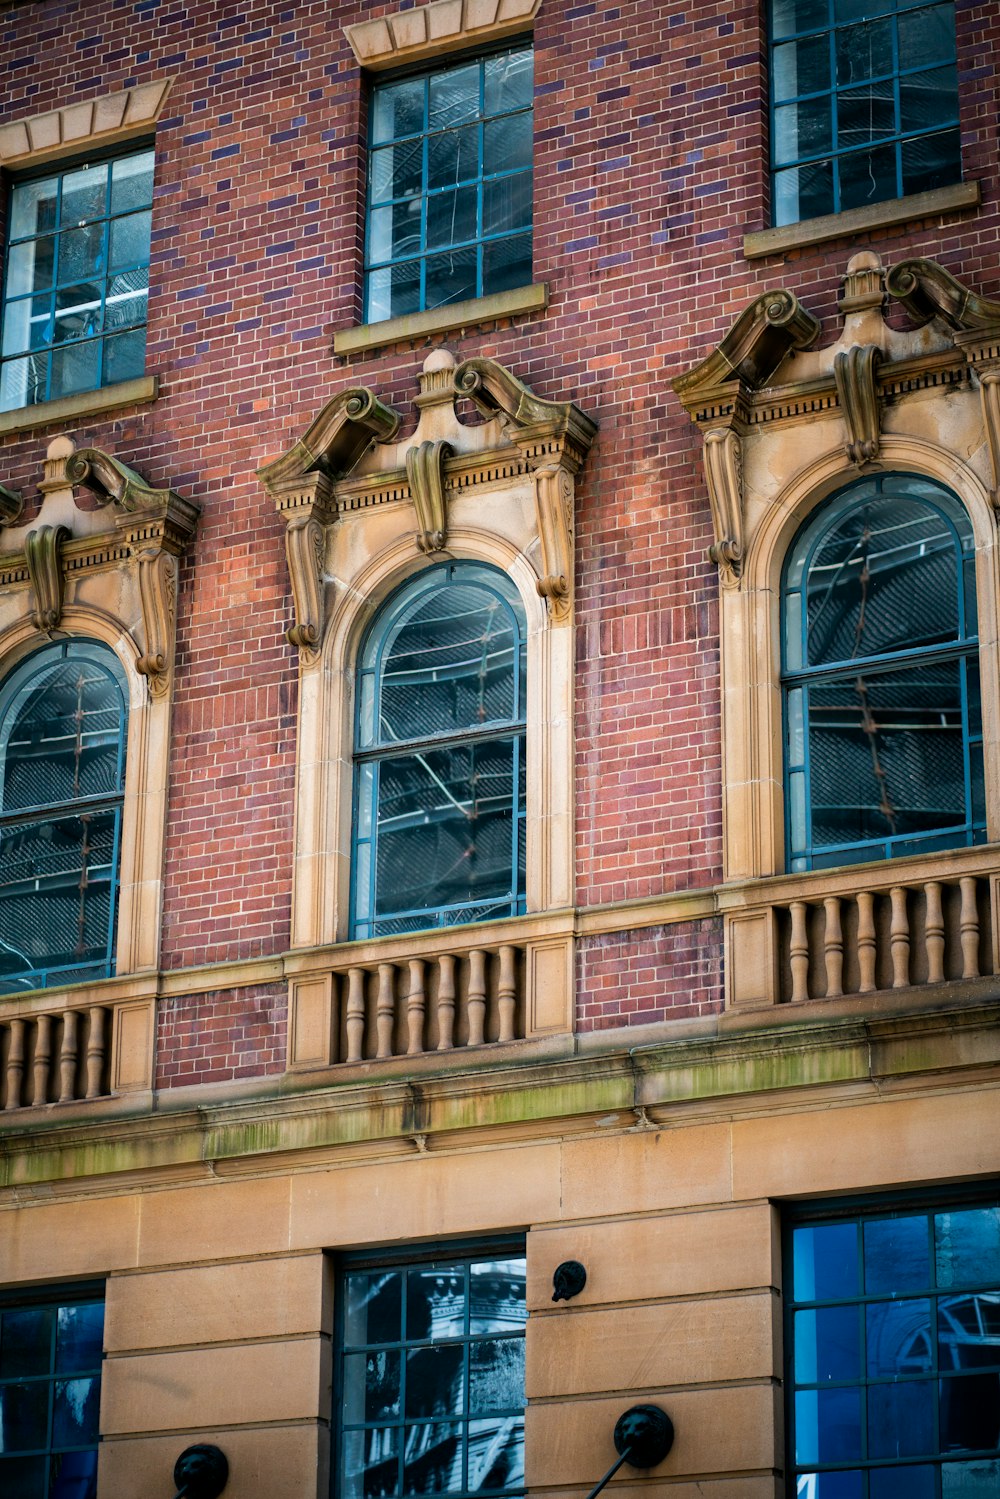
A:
[
  {"left": 109, "top": 210, "right": 152, "bottom": 272},
  {"left": 797, "top": 1476, "right": 863, "bottom": 1499},
  {"left": 481, "top": 232, "right": 532, "bottom": 297},
  {"left": 468, "top": 1415, "right": 523, "bottom": 1490},
  {"left": 773, "top": 159, "right": 833, "bottom": 225},
  {"left": 366, "top": 261, "right": 422, "bottom": 323},
  {"left": 484, "top": 49, "right": 532, "bottom": 114},
  {"left": 941, "top": 1459, "right": 1000, "bottom": 1498},
  {"left": 469, "top": 1339, "right": 524, "bottom": 1413},
  {"left": 899, "top": 4, "right": 957, "bottom": 68},
  {"left": 371, "top": 140, "right": 424, "bottom": 204},
  {"left": 103, "top": 327, "right": 146, "bottom": 385},
  {"left": 52, "top": 1377, "right": 99, "bottom": 1447},
  {"left": 345, "top": 1271, "right": 403, "bottom": 1348},
  {"left": 343, "top": 1350, "right": 402, "bottom": 1424},
  {"left": 939, "top": 1373, "right": 1000, "bottom": 1453},
  {"left": 55, "top": 1304, "right": 103, "bottom": 1376},
  {"left": 470, "top": 1261, "right": 526, "bottom": 1336},
  {"left": 369, "top": 201, "right": 423, "bottom": 267},
  {"left": 484, "top": 113, "right": 533, "bottom": 176},
  {"left": 900, "top": 65, "right": 958, "bottom": 135},
  {"left": 774, "top": 100, "right": 833, "bottom": 166},
  {"left": 7, "top": 239, "right": 56, "bottom": 298},
  {"left": 8, "top": 178, "right": 59, "bottom": 241},
  {"left": 838, "top": 142, "right": 898, "bottom": 211},
  {"left": 866, "top": 1300, "right": 933, "bottom": 1376},
  {"left": 0, "top": 295, "right": 51, "bottom": 359},
  {"left": 772, "top": 0, "right": 830, "bottom": 38},
  {"left": 864, "top": 1215, "right": 930, "bottom": 1295},
  {"left": 838, "top": 80, "right": 895, "bottom": 146},
  {"left": 483, "top": 174, "right": 532, "bottom": 238},
  {"left": 424, "top": 247, "right": 479, "bottom": 310},
  {"left": 372, "top": 79, "right": 425, "bottom": 144},
  {"left": 835, "top": 17, "right": 893, "bottom": 87},
  {"left": 406, "top": 1345, "right": 465, "bottom": 1418},
  {"left": 795, "top": 1305, "right": 860, "bottom": 1382},
  {"left": 870, "top": 1467, "right": 936, "bottom": 1499},
  {"left": 407, "top": 1266, "right": 466, "bottom": 1341},
  {"left": 0, "top": 1382, "right": 49, "bottom": 1452},
  {"left": 344, "top": 1426, "right": 400, "bottom": 1499},
  {"left": 795, "top": 1387, "right": 863, "bottom": 1464},
  {"left": 426, "top": 186, "right": 478, "bottom": 250},
  {"left": 49, "top": 338, "right": 101, "bottom": 400},
  {"left": 60, "top": 164, "right": 107, "bottom": 226},
  {"left": 0, "top": 659, "right": 124, "bottom": 813},
  {"left": 793, "top": 1222, "right": 859, "bottom": 1301},
  {"left": 868, "top": 1379, "right": 935, "bottom": 1459},
  {"left": 935, "top": 1209, "right": 1000, "bottom": 1288},
  {"left": 53, "top": 283, "right": 102, "bottom": 344},
  {"left": 0, "top": 1454, "right": 47, "bottom": 1498},
  {"left": 428, "top": 64, "right": 480, "bottom": 130},
  {"left": 57, "top": 223, "right": 105, "bottom": 285},
  {"left": 901, "top": 127, "right": 961, "bottom": 197},
  {"left": 428, "top": 126, "right": 479, "bottom": 193},
  {"left": 0, "top": 1310, "right": 53, "bottom": 1379},
  {"left": 773, "top": 34, "right": 831, "bottom": 102},
  {"left": 110, "top": 151, "right": 155, "bottom": 215},
  {"left": 403, "top": 1420, "right": 464, "bottom": 1493}
]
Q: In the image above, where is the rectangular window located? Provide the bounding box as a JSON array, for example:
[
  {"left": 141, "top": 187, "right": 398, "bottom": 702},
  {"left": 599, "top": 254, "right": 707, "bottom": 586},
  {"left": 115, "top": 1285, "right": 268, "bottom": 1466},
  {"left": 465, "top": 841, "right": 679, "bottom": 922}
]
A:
[
  {"left": 769, "top": 0, "right": 961, "bottom": 227},
  {"left": 0, "top": 149, "right": 154, "bottom": 413},
  {"left": 337, "top": 1246, "right": 526, "bottom": 1499},
  {"left": 365, "top": 46, "right": 533, "bottom": 324},
  {"left": 0, "top": 1285, "right": 104, "bottom": 1497},
  {"left": 786, "top": 1193, "right": 1000, "bottom": 1497}
]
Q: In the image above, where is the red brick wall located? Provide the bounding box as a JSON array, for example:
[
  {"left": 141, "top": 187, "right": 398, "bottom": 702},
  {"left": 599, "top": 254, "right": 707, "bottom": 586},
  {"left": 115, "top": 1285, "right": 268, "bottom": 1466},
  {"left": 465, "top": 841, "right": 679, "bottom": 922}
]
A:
[
  {"left": 156, "top": 985, "right": 286, "bottom": 1088},
  {"left": 578, "top": 919, "right": 724, "bottom": 1030},
  {"left": 2, "top": 0, "right": 998, "bottom": 1068}
]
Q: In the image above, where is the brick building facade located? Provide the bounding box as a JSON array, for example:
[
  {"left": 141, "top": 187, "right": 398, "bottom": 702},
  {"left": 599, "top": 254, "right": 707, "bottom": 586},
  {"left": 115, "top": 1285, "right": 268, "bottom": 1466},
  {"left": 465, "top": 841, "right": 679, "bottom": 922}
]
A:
[{"left": 0, "top": 0, "right": 998, "bottom": 1495}]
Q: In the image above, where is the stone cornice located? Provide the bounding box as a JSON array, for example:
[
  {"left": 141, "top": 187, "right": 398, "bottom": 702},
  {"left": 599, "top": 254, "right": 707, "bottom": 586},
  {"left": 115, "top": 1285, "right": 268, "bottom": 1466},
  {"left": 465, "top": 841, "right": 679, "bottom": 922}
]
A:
[{"left": 0, "top": 995, "right": 996, "bottom": 1198}]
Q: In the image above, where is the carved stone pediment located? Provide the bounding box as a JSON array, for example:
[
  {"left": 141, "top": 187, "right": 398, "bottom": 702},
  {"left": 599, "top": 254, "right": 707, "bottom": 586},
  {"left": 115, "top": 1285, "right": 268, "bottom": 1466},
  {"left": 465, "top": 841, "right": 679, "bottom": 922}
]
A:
[
  {"left": 258, "top": 351, "right": 597, "bottom": 658},
  {"left": 673, "top": 250, "right": 1000, "bottom": 579},
  {"left": 0, "top": 436, "right": 199, "bottom": 695}
]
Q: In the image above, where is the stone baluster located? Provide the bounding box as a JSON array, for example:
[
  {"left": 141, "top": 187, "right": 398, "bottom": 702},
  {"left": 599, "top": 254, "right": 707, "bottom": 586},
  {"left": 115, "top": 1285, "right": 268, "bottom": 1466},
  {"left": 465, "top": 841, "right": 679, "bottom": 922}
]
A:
[
  {"left": 890, "top": 887, "right": 910, "bottom": 989},
  {"left": 436, "top": 955, "right": 456, "bottom": 1050},
  {"left": 498, "top": 946, "right": 517, "bottom": 1043},
  {"left": 59, "top": 1011, "right": 79, "bottom": 1102},
  {"left": 406, "top": 960, "right": 426, "bottom": 1056},
  {"left": 376, "top": 964, "right": 395, "bottom": 1059},
  {"left": 86, "top": 1007, "right": 107, "bottom": 1100},
  {"left": 467, "top": 950, "right": 487, "bottom": 1045},
  {"left": 960, "top": 877, "right": 980, "bottom": 978},
  {"left": 823, "top": 897, "right": 843, "bottom": 998},
  {"left": 32, "top": 1014, "right": 53, "bottom": 1107},
  {"left": 789, "top": 901, "right": 810, "bottom": 1001},
  {"left": 924, "top": 881, "right": 945, "bottom": 984},
  {"left": 856, "top": 890, "right": 876, "bottom": 993},
  {"left": 346, "top": 967, "right": 366, "bottom": 1063},
  {"left": 5, "top": 1019, "right": 25, "bottom": 1110}
]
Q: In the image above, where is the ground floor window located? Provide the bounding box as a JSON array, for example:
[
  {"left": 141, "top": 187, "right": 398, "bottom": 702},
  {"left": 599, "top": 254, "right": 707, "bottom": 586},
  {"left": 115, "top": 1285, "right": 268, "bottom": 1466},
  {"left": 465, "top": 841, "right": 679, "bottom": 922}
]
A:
[
  {"left": 0, "top": 1284, "right": 104, "bottom": 1498},
  {"left": 786, "top": 1192, "right": 1000, "bottom": 1498},
  {"left": 337, "top": 1243, "right": 526, "bottom": 1499}
]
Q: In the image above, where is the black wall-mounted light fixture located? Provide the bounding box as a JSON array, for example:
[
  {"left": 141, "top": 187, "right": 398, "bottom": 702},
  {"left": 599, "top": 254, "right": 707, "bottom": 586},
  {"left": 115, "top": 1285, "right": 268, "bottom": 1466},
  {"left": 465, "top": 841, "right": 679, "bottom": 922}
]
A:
[
  {"left": 172, "top": 1444, "right": 229, "bottom": 1499},
  {"left": 552, "top": 1260, "right": 587, "bottom": 1301},
  {"left": 583, "top": 1404, "right": 674, "bottom": 1499}
]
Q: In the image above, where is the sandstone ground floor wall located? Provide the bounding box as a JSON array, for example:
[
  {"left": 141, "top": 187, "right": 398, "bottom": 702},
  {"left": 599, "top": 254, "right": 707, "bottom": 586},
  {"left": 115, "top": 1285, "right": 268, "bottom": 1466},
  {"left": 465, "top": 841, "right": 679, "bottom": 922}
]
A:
[{"left": 1, "top": 1065, "right": 996, "bottom": 1498}]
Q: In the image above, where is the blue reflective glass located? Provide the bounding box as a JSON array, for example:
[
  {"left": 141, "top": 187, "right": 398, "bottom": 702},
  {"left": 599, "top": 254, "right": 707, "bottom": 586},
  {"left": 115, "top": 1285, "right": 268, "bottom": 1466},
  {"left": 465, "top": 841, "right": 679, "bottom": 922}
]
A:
[
  {"left": 794, "top": 1223, "right": 859, "bottom": 1301},
  {"left": 864, "top": 1215, "right": 930, "bottom": 1294}
]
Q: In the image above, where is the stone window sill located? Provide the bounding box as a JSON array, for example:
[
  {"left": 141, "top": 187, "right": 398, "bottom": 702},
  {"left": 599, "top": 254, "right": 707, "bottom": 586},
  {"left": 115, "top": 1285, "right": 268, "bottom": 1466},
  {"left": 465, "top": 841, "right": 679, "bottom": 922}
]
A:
[
  {"left": 0, "top": 375, "right": 159, "bottom": 437},
  {"left": 743, "top": 181, "right": 981, "bottom": 260},
  {"left": 333, "top": 283, "right": 548, "bottom": 356}
]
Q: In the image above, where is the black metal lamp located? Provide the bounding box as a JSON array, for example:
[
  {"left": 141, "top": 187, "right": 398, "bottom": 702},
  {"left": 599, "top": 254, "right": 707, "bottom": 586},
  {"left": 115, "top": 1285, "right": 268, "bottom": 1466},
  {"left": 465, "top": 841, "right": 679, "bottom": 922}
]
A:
[
  {"left": 172, "top": 1444, "right": 229, "bottom": 1499},
  {"left": 583, "top": 1404, "right": 674, "bottom": 1499}
]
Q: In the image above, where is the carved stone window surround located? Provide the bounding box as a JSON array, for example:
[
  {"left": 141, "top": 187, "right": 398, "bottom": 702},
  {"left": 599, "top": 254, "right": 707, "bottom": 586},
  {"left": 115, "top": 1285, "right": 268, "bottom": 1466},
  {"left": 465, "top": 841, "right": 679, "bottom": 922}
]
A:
[
  {"left": 0, "top": 80, "right": 175, "bottom": 169},
  {"left": 673, "top": 251, "right": 1000, "bottom": 915},
  {"left": 258, "top": 350, "right": 595, "bottom": 962},
  {"left": 0, "top": 435, "right": 199, "bottom": 979},
  {"left": 0, "top": 377, "right": 158, "bottom": 438}
]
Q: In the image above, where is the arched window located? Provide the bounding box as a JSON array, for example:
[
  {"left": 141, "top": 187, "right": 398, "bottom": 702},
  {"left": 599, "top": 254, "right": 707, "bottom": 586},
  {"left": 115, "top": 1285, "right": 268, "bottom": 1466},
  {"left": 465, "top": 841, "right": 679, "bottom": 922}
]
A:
[
  {"left": 352, "top": 562, "right": 527, "bottom": 939},
  {"left": 782, "top": 474, "right": 985, "bottom": 872},
  {"left": 0, "top": 641, "right": 128, "bottom": 993}
]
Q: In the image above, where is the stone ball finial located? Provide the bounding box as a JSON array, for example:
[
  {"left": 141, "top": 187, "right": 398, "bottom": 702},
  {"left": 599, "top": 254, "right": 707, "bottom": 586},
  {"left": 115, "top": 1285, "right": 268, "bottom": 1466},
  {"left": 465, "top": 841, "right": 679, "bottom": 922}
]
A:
[
  {"left": 46, "top": 435, "right": 76, "bottom": 461},
  {"left": 846, "top": 251, "right": 883, "bottom": 274},
  {"left": 423, "top": 348, "right": 456, "bottom": 373}
]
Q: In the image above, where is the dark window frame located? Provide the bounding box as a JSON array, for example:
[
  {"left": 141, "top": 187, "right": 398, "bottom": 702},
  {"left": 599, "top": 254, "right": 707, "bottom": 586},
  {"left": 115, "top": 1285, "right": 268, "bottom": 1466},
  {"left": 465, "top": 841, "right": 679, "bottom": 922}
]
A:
[
  {"left": 0, "top": 141, "right": 155, "bottom": 413},
  {"left": 333, "top": 1238, "right": 527, "bottom": 1499},
  {"left": 767, "top": 0, "right": 961, "bottom": 227},
  {"left": 362, "top": 40, "right": 534, "bottom": 324},
  {"left": 784, "top": 1186, "right": 1000, "bottom": 1498}
]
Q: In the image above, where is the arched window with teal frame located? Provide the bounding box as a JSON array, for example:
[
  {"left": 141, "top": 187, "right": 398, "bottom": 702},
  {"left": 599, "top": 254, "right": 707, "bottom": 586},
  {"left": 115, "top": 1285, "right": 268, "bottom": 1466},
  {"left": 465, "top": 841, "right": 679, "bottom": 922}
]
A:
[
  {"left": 782, "top": 473, "right": 986, "bottom": 872},
  {"left": 0, "top": 640, "right": 129, "bottom": 993},
  {"left": 352, "top": 561, "right": 527, "bottom": 939}
]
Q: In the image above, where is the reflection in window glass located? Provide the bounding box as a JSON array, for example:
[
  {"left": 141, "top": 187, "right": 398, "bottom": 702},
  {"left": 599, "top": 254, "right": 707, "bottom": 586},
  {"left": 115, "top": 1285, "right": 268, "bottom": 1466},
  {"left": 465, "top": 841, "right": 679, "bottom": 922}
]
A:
[
  {"left": 0, "top": 642, "right": 128, "bottom": 995},
  {"left": 365, "top": 47, "right": 533, "bottom": 321},
  {"left": 788, "top": 1197, "right": 1000, "bottom": 1499},
  {"left": 782, "top": 474, "right": 984, "bottom": 872},
  {"left": 340, "top": 1251, "right": 526, "bottom": 1499},
  {"left": 0, "top": 1290, "right": 103, "bottom": 1499},
  {"left": 769, "top": 0, "right": 960, "bottom": 225},
  {"left": 1, "top": 150, "right": 153, "bottom": 412},
  {"left": 352, "top": 564, "right": 527, "bottom": 939}
]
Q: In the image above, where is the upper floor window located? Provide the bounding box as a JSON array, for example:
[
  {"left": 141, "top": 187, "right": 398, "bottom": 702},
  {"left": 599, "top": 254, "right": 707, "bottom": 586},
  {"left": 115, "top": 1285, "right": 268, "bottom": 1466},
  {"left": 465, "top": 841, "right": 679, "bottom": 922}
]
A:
[
  {"left": 364, "top": 46, "right": 533, "bottom": 324},
  {"left": 769, "top": 0, "right": 960, "bottom": 226},
  {"left": 339, "top": 1246, "right": 526, "bottom": 1499},
  {"left": 0, "top": 148, "right": 153, "bottom": 413},
  {"left": 0, "top": 1284, "right": 104, "bottom": 1498},
  {"left": 0, "top": 641, "right": 128, "bottom": 994},
  {"left": 782, "top": 474, "right": 985, "bottom": 872},
  {"left": 352, "top": 563, "right": 527, "bottom": 940},
  {"left": 787, "top": 1193, "right": 1000, "bottom": 1496}
]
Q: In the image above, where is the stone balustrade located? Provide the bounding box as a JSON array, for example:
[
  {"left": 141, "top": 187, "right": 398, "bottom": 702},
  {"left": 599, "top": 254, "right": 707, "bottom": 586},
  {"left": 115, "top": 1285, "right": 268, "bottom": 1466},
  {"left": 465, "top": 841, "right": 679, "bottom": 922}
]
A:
[
  {"left": 0, "top": 993, "right": 153, "bottom": 1110},
  {"left": 722, "top": 846, "right": 998, "bottom": 1009},
  {"left": 284, "top": 912, "right": 574, "bottom": 1071}
]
